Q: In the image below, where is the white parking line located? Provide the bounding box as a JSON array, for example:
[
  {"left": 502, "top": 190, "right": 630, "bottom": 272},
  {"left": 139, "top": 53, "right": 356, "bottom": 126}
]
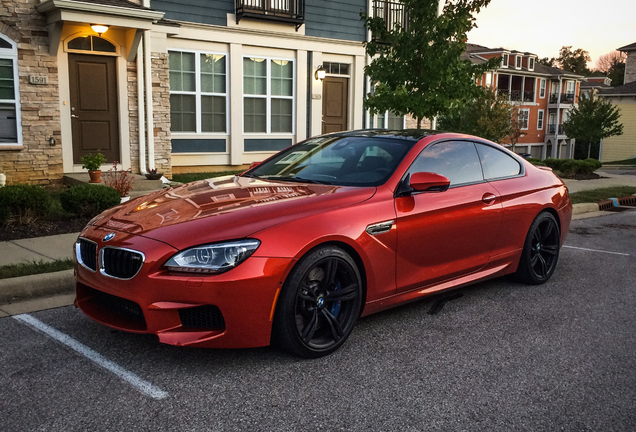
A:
[
  {"left": 13, "top": 314, "right": 168, "bottom": 400},
  {"left": 563, "top": 245, "right": 630, "bottom": 256}
]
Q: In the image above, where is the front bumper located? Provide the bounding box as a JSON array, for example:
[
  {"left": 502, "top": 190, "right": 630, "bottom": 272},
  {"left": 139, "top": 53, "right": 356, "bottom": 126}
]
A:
[{"left": 74, "top": 225, "right": 293, "bottom": 348}]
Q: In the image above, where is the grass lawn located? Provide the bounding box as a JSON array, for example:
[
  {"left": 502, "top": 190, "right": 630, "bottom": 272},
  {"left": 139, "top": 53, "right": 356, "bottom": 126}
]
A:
[
  {"left": 0, "top": 259, "right": 74, "bottom": 280},
  {"left": 171, "top": 170, "right": 245, "bottom": 184},
  {"left": 569, "top": 186, "right": 636, "bottom": 204},
  {"left": 603, "top": 158, "right": 636, "bottom": 166}
]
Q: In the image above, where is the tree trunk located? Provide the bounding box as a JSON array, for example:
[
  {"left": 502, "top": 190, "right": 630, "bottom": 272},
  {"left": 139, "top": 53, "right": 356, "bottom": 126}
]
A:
[{"left": 417, "top": 117, "right": 421, "bottom": 129}]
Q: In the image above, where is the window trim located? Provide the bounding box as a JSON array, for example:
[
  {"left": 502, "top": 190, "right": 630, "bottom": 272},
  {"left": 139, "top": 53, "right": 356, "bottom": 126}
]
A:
[
  {"left": 0, "top": 33, "right": 22, "bottom": 147},
  {"left": 537, "top": 109, "right": 544, "bottom": 131},
  {"left": 529, "top": 57, "right": 535, "bottom": 71},
  {"left": 515, "top": 55, "right": 522, "bottom": 70},
  {"left": 65, "top": 33, "right": 119, "bottom": 56},
  {"left": 501, "top": 53, "right": 509, "bottom": 67},
  {"left": 168, "top": 49, "right": 230, "bottom": 135},
  {"left": 518, "top": 108, "right": 530, "bottom": 130},
  {"left": 377, "top": 110, "right": 405, "bottom": 130},
  {"left": 539, "top": 78, "right": 546, "bottom": 98},
  {"left": 242, "top": 55, "right": 296, "bottom": 136}
]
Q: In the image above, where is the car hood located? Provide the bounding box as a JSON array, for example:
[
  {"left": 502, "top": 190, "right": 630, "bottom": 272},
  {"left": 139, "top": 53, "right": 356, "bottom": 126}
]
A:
[{"left": 90, "top": 176, "right": 375, "bottom": 249}]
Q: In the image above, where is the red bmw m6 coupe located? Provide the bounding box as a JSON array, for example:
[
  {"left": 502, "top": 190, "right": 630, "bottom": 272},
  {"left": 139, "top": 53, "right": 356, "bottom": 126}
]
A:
[{"left": 74, "top": 130, "right": 572, "bottom": 357}]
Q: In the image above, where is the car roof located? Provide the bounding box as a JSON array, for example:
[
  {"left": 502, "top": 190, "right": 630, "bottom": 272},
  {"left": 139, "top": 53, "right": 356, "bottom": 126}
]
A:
[{"left": 327, "top": 129, "right": 441, "bottom": 142}]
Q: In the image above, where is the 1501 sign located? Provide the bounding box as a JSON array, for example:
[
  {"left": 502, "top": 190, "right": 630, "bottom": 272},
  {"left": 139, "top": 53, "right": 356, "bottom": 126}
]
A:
[{"left": 29, "top": 76, "right": 48, "bottom": 85}]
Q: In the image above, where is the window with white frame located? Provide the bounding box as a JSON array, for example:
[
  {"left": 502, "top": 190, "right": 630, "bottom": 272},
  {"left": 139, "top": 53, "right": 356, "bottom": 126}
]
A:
[
  {"left": 515, "top": 55, "right": 522, "bottom": 69},
  {"left": 566, "top": 80, "right": 575, "bottom": 94},
  {"left": 539, "top": 79, "right": 546, "bottom": 98},
  {"left": 243, "top": 57, "right": 294, "bottom": 134},
  {"left": 529, "top": 57, "right": 535, "bottom": 71},
  {"left": 169, "top": 50, "right": 228, "bottom": 133},
  {"left": 518, "top": 109, "right": 529, "bottom": 130},
  {"left": 537, "top": 110, "right": 544, "bottom": 130},
  {"left": 501, "top": 54, "right": 509, "bottom": 67},
  {"left": 377, "top": 111, "right": 404, "bottom": 130},
  {"left": 0, "top": 34, "right": 21, "bottom": 145}
]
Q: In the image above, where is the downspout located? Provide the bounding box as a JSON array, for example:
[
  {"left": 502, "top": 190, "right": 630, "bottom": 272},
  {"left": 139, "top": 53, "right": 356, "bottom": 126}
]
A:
[
  {"left": 554, "top": 75, "right": 562, "bottom": 159},
  {"left": 143, "top": 0, "right": 155, "bottom": 171},
  {"left": 137, "top": 42, "right": 146, "bottom": 175}
]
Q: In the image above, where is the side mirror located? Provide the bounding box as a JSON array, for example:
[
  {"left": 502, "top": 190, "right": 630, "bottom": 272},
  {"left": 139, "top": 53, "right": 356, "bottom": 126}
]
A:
[{"left": 409, "top": 172, "right": 450, "bottom": 192}]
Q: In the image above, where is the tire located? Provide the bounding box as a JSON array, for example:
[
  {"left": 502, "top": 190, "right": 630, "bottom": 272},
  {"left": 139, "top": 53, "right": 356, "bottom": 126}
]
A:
[
  {"left": 272, "top": 246, "right": 363, "bottom": 358},
  {"left": 515, "top": 212, "right": 561, "bottom": 285}
]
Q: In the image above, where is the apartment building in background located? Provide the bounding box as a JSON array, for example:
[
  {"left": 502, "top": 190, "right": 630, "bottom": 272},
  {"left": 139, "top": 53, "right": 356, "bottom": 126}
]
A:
[{"left": 466, "top": 44, "right": 584, "bottom": 159}]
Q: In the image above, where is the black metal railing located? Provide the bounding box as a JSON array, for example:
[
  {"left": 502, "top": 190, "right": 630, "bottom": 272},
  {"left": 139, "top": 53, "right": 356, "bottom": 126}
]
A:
[
  {"left": 549, "top": 93, "right": 576, "bottom": 104},
  {"left": 235, "top": 0, "right": 305, "bottom": 28},
  {"left": 561, "top": 92, "right": 575, "bottom": 104},
  {"left": 372, "top": 0, "right": 408, "bottom": 40},
  {"left": 548, "top": 124, "right": 564, "bottom": 135},
  {"left": 501, "top": 90, "right": 534, "bottom": 102}
]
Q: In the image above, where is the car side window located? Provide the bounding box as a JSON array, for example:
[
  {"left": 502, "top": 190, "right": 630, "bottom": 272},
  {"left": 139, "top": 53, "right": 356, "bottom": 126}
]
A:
[
  {"left": 409, "top": 140, "right": 483, "bottom": 186},
  {"left": 475, "top": 143, "right": 521, "bottom": 180}
]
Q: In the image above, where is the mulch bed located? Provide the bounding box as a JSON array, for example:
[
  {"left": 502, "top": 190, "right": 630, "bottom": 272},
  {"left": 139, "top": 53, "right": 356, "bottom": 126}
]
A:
[
  {"left": 0, "top": 216, "right": 91, "bottom": 242},
  {"left": 565, "top": 173, "right": 604, "bottom": 181}
]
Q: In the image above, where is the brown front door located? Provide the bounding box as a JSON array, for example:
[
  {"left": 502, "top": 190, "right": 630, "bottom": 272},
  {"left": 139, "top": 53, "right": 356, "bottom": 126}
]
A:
[
  {"left": 322, "top": 76, "right": 348, "bottom": 133},
  {"left": 69, "top": 54, "right": 120, "bottom": 164}
]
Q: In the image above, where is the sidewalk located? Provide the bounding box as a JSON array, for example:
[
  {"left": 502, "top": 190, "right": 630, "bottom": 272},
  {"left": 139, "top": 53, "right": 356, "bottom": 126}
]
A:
[{"left": 1, "top": 168, "right": 636, "bottom": 314}]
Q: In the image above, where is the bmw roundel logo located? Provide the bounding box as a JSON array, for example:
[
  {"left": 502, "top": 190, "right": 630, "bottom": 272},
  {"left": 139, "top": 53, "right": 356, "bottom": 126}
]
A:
[
  {"left": 317, "top": 296, "right": 325, "bottom": 307},
  {"left": 103, "top": 232, "right": 116, "bottom": 242}
]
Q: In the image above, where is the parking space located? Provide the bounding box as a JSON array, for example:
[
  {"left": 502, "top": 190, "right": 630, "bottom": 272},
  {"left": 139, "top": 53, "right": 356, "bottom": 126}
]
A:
[{"left": 1, "top": 210, "right": 635, "bottom": 431}]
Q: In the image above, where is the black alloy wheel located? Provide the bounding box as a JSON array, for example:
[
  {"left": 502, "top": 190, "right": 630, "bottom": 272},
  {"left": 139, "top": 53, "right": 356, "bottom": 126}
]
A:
[
  {"left": 273, "top": 246, "right": 363, "bottom": 358},
  {"left": 516, "top": 212, "right": 561, "bottom": 285}
]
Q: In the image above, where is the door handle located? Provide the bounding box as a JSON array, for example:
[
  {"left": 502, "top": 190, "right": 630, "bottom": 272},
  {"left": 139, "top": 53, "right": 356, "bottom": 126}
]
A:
[
  {"left": 71, "top": 114, "right": 79, "bottom": 118},
  {"left": 482, "top": 193, "right": 497, "bottom": 205}
]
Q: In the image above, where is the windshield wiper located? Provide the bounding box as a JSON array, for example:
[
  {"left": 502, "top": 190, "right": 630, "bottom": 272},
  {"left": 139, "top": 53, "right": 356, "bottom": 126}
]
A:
[{"left": 258, "top": 175, "right": 329, "bottom": 185}]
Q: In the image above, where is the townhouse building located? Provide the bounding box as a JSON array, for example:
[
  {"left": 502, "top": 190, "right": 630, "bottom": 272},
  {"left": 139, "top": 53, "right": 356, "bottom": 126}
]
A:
[
  {"left": 0, "top": 0, "right": 370, "bottom": 185},
  {"left": 466, "top": 44, "right": 584, "bottom": 159}
]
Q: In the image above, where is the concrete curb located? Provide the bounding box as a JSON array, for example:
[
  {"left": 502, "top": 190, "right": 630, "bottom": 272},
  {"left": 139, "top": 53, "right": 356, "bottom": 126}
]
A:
[
  {"left": 0, "top": 269, "right": 74, "bottom": 304},
  {"left": 572, "top": 203, "right": 600, "bottom": 215}
]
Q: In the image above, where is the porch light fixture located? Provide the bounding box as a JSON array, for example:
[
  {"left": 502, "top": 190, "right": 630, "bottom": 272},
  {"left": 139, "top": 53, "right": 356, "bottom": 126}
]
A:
[
  {"left": 91, "top": 24, "right": 109, "bottom": 36},
  {"left": 315, "top": 65, "right": 326, "bottom": 81}
]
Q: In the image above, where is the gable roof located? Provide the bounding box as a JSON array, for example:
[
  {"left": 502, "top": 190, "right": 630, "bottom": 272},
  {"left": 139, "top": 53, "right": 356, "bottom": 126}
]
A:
[
  {"left": 617, "top": 42, "right": 636, "bottom": 52},
  {"left": 599, "top": 80, "right": 636, "bottom": 96}
]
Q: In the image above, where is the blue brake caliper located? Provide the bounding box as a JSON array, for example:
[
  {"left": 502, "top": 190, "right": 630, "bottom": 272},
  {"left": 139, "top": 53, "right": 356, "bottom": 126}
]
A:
[{"left": 330, "top": 280, "right": 342, "bottom": 317}]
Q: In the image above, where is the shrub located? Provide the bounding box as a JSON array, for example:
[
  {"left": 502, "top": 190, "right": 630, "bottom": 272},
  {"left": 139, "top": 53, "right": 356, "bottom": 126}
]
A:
[
  {"left": 526, "top": 158, "right": 546, "bottom": 166},
  {"left": 0, "top": 184, "right": 51, "bottom": 225},
  {"left": 60, "top": 184, "right": 121, "bottom": 217},
  {"left": 544, "top": 158, "right": 602, "bottom": 177}
]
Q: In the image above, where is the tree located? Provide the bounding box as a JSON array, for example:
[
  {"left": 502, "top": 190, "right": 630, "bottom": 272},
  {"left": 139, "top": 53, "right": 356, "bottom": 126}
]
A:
[
  {"left": 538, "top": 57, "right": 555, "bottom": 67},
  {"left": 438, "top": 88, "right": 521, "bottom": 146},
  {"left": 563, "top": 94, "right": 623, "bottom": 160},
  {"left": 556, "top": 46, "right": 591, "bottom": 75},
  {"left": 594, "top": 50, "right": 626, "bottom": 87},
  {"left": 361, "top": 0, "right": 499, "bottom": 128}
]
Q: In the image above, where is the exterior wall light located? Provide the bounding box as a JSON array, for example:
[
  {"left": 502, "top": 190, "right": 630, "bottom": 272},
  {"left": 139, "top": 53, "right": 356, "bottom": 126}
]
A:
[
  {"left": 91, "top": 24, "right": 109, "bottom": 36},
  {"left": 315, "top": 65, "right": 326, "bottom": 81}
]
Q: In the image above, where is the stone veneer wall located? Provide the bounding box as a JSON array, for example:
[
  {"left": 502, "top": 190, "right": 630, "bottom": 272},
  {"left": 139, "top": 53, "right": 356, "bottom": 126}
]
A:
[
  {"left": 0, "top": 1, "right": 62, "bottom": 185},
  {"left": 151, "top": 52, "right": 171, "bottom": 178},
  {"left": 126, "top": 52, "right": 171, "bottom": 178},
  {"left": 625, "top": 50, "right": 636, "bottom": 84},
  {"left": 405, "top": 115, "right": 432, "bottom": 129}
]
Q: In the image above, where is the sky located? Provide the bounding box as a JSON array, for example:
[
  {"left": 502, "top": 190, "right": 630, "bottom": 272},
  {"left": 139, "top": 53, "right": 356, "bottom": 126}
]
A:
[{"left": 467, "top": 0, "right": 636, "bottom": 68}]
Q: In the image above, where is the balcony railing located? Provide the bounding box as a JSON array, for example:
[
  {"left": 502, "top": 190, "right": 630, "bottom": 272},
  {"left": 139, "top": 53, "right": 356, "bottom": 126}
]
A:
[
  {"left": 501, "top": 90, "right": 535, "bottom": 102},
  {"left": 549, "top": 93, "right": 576, "bottom": 104},
  {"left": 235, "top": 0, "right": 305, "bottom": 29},
  {"left": 548, "top": 124, "right": 564, "bottom": 135},
  {"left": 372, "top": 0, "right": 408, "bottom": 40}
]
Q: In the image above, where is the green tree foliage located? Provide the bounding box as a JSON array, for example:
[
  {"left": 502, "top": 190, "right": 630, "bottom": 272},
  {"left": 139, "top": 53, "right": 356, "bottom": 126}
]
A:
[
  {"left": 361, "top": 0, "right": 499, "bottom": 128},
  {"left": 563, "top": 94, "right": 623, "bottom": 160},
  {"left": 538, "top": 57, "right": 555, "bottom": 67},
  {"left": 438, "top": 88, "right": 520, "bottom": 144},
  {"left": 556, "top": 46, "right": 591, "bottom": 75}
]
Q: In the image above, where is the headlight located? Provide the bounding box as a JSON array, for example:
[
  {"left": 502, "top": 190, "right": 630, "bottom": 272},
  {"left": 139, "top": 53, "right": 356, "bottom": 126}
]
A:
[{"left": 164, "top": 239, "right": 260, "bottom": 274}]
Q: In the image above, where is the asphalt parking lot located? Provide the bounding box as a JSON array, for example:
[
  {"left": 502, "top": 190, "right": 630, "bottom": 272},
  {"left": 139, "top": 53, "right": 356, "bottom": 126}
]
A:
[{"left": 1, "top": 210, "right": 635, "bottom": 431}]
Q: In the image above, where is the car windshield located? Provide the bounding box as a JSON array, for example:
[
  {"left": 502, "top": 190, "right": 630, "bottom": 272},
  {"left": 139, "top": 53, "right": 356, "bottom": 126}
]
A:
[{"left": 244, "top": 136, "right": 414, "bottom": 187}]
